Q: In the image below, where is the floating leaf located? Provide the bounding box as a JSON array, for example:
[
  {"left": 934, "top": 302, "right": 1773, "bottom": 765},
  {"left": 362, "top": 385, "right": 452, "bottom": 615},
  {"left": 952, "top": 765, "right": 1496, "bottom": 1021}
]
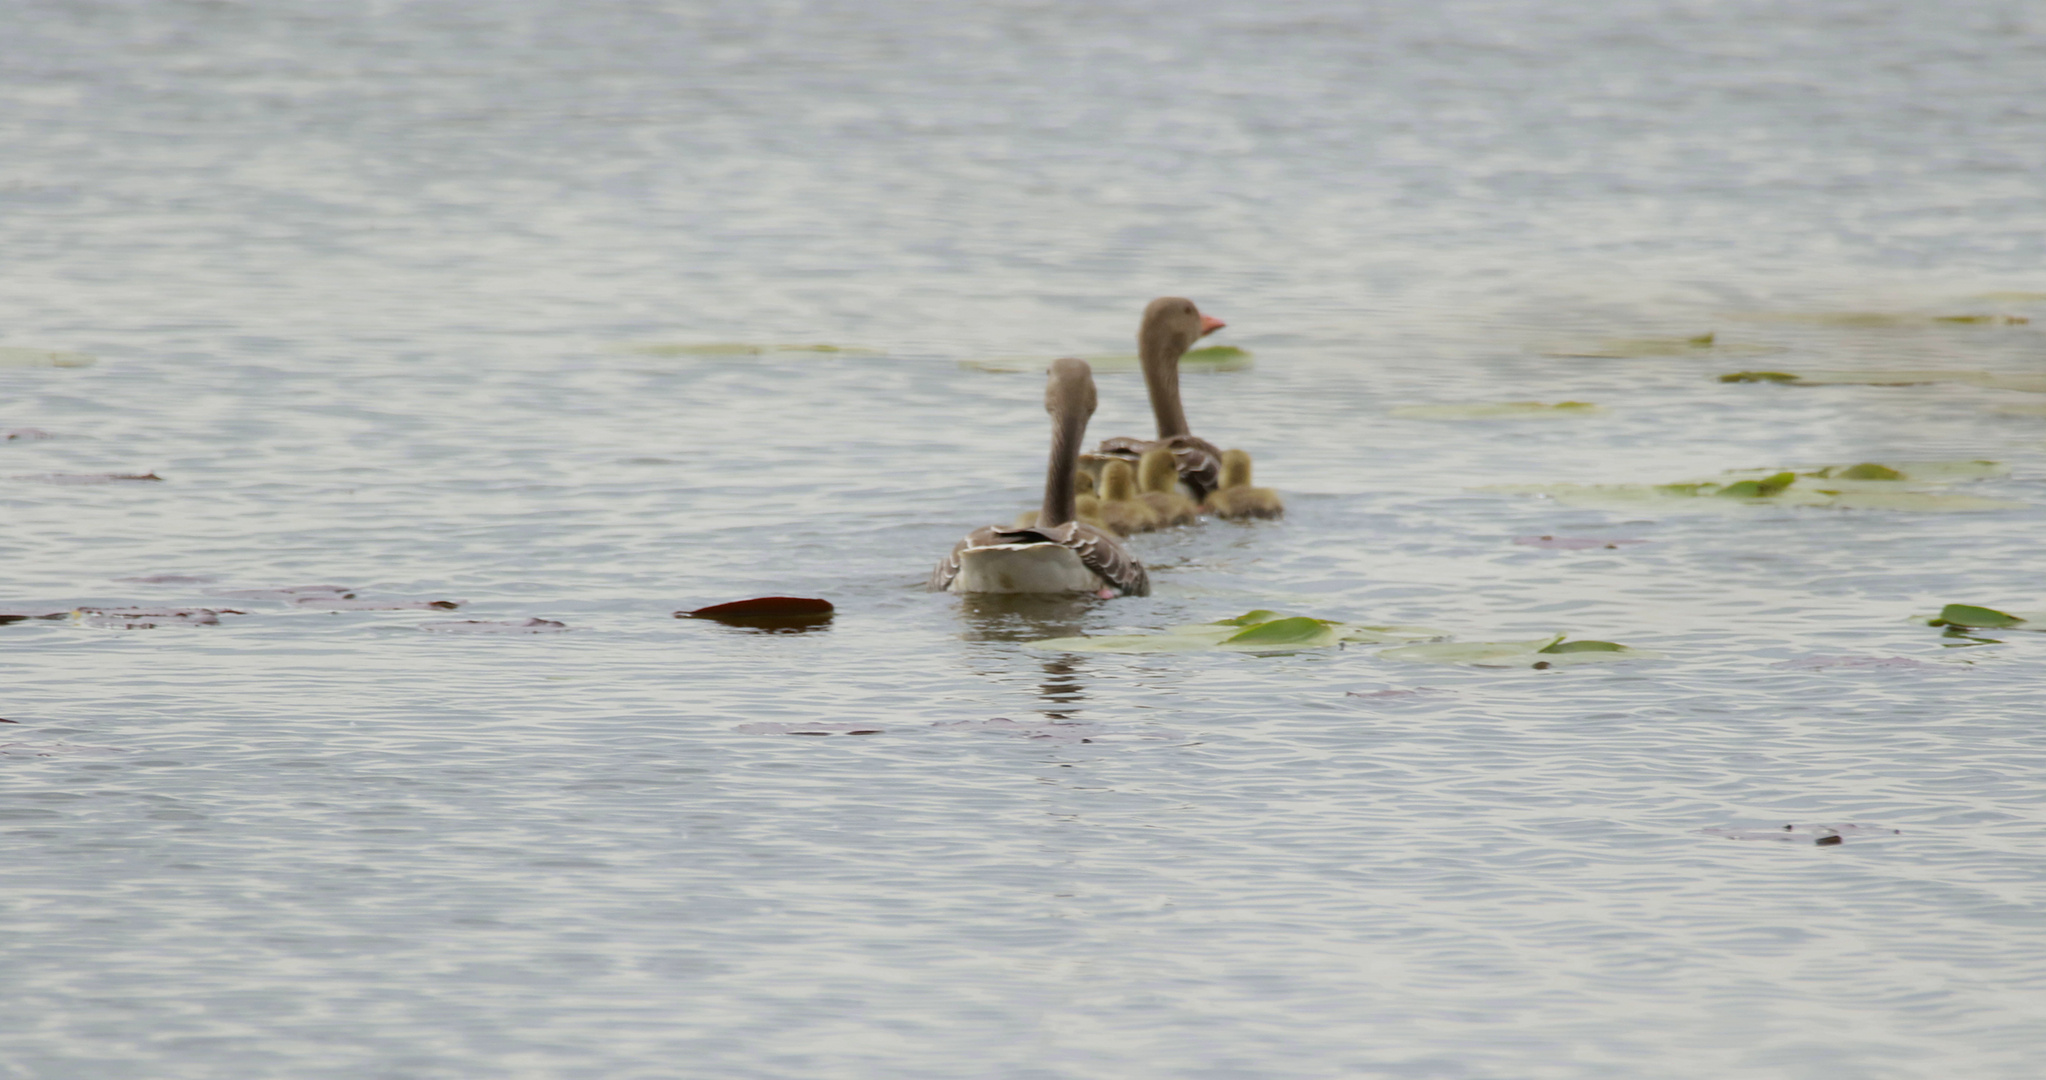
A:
[
  {"left": 1222, "top": 617, "right": 1339, "bottom": 649},
  {"left": 1724, "top": 369, "right": 2046, "bottom": 393},
  {"left": 72, "top": 606, "right": 238, "bottom": 629},
  {"left": 292, "top": 597, "right": 461, "bottom": 611},
  {"left": 3, "top": 428, "right": 55, "bottom": 440},
  {"left": 1383, "top": 634, "right": 1659, "bottom": 667},
  {"left": 680, "top": 596, "right": 834, "bottom": 629},
  {"left": 1030, "top": 609, "right": 1442, "bottom": 654},
  {"left": 1483, "top": 459, "right": 2021, "bottom": 514},
  {"left": 1390, "top": 401, "right": 1605, "bottom": 420},
  {"left": 0, "top": 347, "right": 95, "bottom": 368},
  {"left": 1736, "top": 312, "right": 2029, "bottom": 328},
  {"left": 1927, "top": 604, "right": 2027, "bottom": 629},
  {"left": 1543, "top": 333, "right": 1779, "bottom": 359},
  {"left": 1538, "top": 639, "right": 1627, "bottom": 653},
  {"left": 420, "top": 618, "right": 568, "bottom": 634}
]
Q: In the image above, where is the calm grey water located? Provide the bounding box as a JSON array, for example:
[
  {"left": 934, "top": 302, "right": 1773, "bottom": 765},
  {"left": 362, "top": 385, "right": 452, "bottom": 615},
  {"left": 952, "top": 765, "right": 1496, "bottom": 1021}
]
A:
[{"left": 4, "top": 2, "right": 2045, "bottom": 1077}]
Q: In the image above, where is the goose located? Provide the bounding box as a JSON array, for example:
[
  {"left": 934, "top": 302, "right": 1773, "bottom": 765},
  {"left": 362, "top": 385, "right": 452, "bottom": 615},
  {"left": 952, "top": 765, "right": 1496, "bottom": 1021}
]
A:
[
  {"left": 1093, "top": 459, "right": 1162, "bottom": 536},
  {"left": 1136, "top": 446, "right": 1200, "bottom": 526},
  {"left": 1096, "top": 297, "right": 1229, "bottom": 499},
  {"left": 1014, "top": 469, "right": 1107, "bottom": 530},
  {"left": 933, "top": 359, "right": 1150, "bottom": 596},
  {"left": 1204, "top": 448, "right": 1284, "bottom": 520}
]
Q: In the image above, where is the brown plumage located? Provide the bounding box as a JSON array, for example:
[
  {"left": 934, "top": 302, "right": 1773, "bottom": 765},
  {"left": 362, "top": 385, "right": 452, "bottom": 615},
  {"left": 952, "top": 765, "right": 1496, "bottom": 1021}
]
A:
[
  {"left": 932, "top": 359, "right": 1150, "bottom": 596},
  {"left": 1136, "top": 447, "right": 1200, "bottom": 526},
  {"left": 1095, "top": 297, "right": 1228, "bottom": 499},
  {"left": 1204, "top": 448, "right": 1284, "bottom": 520}
]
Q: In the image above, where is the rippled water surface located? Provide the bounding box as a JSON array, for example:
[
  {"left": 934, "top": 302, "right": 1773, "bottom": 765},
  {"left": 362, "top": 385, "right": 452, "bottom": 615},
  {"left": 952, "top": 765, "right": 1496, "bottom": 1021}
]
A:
[{"left": 4, "top": 2, "right": 2046, "bottom": 1077}]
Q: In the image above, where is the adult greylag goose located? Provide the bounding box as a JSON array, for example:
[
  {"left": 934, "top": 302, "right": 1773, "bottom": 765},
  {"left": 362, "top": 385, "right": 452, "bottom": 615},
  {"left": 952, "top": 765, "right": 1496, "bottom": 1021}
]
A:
[
  {"left": 1136, "top": 446, "right": 1200, "bottom": 527},
  {"left": 1204, "top": 448, "right": 1285, "bottom": 520},
  {"left": 932, "top": 359, "right": 1150, "bottom": 597},
  {"left": 1096, "top": 296, "right": 1229, "bottom": 499},
  {"left": 1093, "top": 459, "right": 1162, "bottom": 536}
]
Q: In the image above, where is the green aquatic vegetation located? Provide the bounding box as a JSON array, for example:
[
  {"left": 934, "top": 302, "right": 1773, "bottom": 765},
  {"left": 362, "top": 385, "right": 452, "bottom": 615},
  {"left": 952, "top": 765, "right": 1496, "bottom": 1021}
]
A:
[
  {"left": 1922, "top": 604, "right": 2036, "bottom": 630},
  {"left": 1715, "top": 472, "right": 1797, "bottom": 498},
  {"left": 1381, "top": 634, "right": 1658, "bottom": 667},
  {"left": 1542, "top": 332, "right": 1782, "bottom": 359},
  {"left": 961, "top": 346, "right": 1253, "bottom": 375},
  {"left": 621, "top": 343, "right": 879, "bottom": 357},
  {"left": 1720, "top": 369, "right": 2046, "bottom": 393},
  {"left": 1482, "top": 460, "right": 2022, "bottom": 514},
  {"left": 1390, "top": 401, "right": 1605, "bottom": 420},
  {"left": 0, "top": 347, "right": 95, "bottom": 368},
  {"left": 1736, "top": 311, "right": 2030, "bottom": 328},
  {"left": 1027, "top": 609, "right": 1444, "bottom": 654}
]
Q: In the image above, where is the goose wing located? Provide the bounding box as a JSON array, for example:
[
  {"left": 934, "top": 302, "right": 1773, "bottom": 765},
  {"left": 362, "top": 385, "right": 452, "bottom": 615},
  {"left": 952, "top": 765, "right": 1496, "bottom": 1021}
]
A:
[
  {"left": 1096, "top": 434, "right": 1223, "bottom": 500},
  {"left": 928, "top": 522, "right": 1150, "bottom": 597}
]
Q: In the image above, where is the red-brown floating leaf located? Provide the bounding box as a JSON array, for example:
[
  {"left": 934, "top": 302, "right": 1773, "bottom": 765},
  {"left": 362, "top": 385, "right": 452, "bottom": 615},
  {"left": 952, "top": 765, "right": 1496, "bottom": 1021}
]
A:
[
  {"left": 419, "top": 618, "right": 568, "bottom": 634},
  {"left": 0, "top": 611, "right": 69, "bottom": 625},
  {"left": 0, "top": 717, "right": 18, "bottom": 723},
  {"left": 3, "top": 428, "right": 55, "bottom": 441},
  {"left": 681, "top": 596, "right": 835, "bottom": 620},
  {"left": 9, "top": 472, "right": 163, "bottom": 484},
  {"left": 291, "top": 597, "right": 461, "bottom": 611},
  {"left": 74, "top": 606, "right": 238, "bottom": 629}
]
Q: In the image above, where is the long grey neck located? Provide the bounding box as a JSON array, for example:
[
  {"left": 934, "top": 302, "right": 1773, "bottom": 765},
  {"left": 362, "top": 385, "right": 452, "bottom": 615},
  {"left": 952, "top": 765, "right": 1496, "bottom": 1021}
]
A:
[
  {"left": 1037, "top": 404, "right": 1088, "bottom": 528},
  {"left": 1141, "top": 334, "right": 1192, "bottom": 438}
]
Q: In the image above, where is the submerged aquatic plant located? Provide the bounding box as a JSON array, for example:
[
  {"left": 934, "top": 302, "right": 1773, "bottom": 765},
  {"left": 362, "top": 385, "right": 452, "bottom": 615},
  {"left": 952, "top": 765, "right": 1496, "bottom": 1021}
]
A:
[{"left": 1028, "top": 609, "right": 1442, "bottom": 654}]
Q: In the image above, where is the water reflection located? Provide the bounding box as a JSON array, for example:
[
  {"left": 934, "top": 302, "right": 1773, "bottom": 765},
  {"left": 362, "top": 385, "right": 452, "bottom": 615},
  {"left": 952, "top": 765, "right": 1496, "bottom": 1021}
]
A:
[{"left": 953, "top": 594, "right": 1097, "bottom": 720}]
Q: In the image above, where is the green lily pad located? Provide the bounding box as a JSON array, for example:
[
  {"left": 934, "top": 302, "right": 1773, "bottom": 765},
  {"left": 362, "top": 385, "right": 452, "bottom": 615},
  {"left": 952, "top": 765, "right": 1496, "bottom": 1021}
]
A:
[
  {"left": 1483, "top": 459, "right": 2021, "bottom": 514},
  {"left": 1222, "top": 617, "right": 1340, "bottom": 648},
  {"left": 962, "top": 346, "right": 1252, "bottom": 375},
  {"left": 1390, "top": 401, "right": 1605, "bottom": 420},
  {"left": 1926, "top": 604, "right": 2029, "bottom": 629},
  {"left": 1542, "top": 333, "right": 1782, "bottom": 359},
  {"left": 1029, "top": 609, "right": 1444, "bottom": 654},
  {"left": 1382, "top": 634, "right": 1659, "bottom": 667},
  {"left": 1736, "top": 312, "right": 2030, "bottom": 328},
  {"left": 0, "top": 347, "right": 95, "bottom": 368},
  {"left": 1725, "top": 369, "right": 2046, "bottom": 394},
  {"left": 1538, "top": 639, "right": 1628, "bottom": 653},
  {"left": 622, "top": 343, "right": 879, "bottom": 357}
]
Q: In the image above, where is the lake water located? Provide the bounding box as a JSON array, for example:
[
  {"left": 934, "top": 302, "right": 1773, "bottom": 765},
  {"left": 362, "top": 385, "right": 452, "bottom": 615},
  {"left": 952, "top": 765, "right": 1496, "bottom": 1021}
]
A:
[{"left": 3, "top": 1, "right": 2045, "bottom": 1077}]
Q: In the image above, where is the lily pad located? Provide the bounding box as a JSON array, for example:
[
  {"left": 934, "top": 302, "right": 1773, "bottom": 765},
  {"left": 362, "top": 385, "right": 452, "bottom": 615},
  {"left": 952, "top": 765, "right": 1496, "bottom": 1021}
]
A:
[
  {"left": 0, "top": 347, "right": 95, "bottom": 368},
  {"left": 680, "top": 595, "right": 835, "bottom": 629},
  {"left": 962, "top": 346, "right": 1252, "bottom": 375},
  {"left": 1482, "top": 459, "right": 2022, "bottom": 514},
  {"left": 1924, "top": 604, "right": 2033, "bottom": 629},
  {"left": 1542, "top": 333, "right": 1781, "bottom": 359},
  {"left": 1736, "top": 312, "right": 2029, "bottom": 328},
  {"left": 1029, "top": 609, "right": 1444, "bottom": 654},
  {"left": 1390, "top": 401, "right": 1605, "bottom": 420},
  {"left": 1381, "top": 634, "right": 1659, "bottom": 667},
  {"left": 419, "top": 618, "right": 569, "bottom": 634},
  {"left": 1723, "top": 369, "right": 2046, "bottom": 393}
]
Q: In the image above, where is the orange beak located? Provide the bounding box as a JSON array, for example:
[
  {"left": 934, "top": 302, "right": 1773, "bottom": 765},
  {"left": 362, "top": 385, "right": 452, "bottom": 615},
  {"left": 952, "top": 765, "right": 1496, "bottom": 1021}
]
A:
[{"left": 1199, "top": 314, "right": 1226, "bottom": 337}]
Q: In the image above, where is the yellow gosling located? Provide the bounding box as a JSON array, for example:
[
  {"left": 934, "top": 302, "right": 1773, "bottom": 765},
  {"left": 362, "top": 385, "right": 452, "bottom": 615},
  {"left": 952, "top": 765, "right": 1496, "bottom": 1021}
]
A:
[
  {"left": 1137, "top": 447, "right": 1200, "bottom": 527},
  {"left": 1204, "top": 449, "right": 1284, "bottom": 520},
  {"left": 1095, "top": 459, "right": 1162, "bottom": 536},
  {"left": 1016, "top": 470, "right": 1101, "bottom": 528}
]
